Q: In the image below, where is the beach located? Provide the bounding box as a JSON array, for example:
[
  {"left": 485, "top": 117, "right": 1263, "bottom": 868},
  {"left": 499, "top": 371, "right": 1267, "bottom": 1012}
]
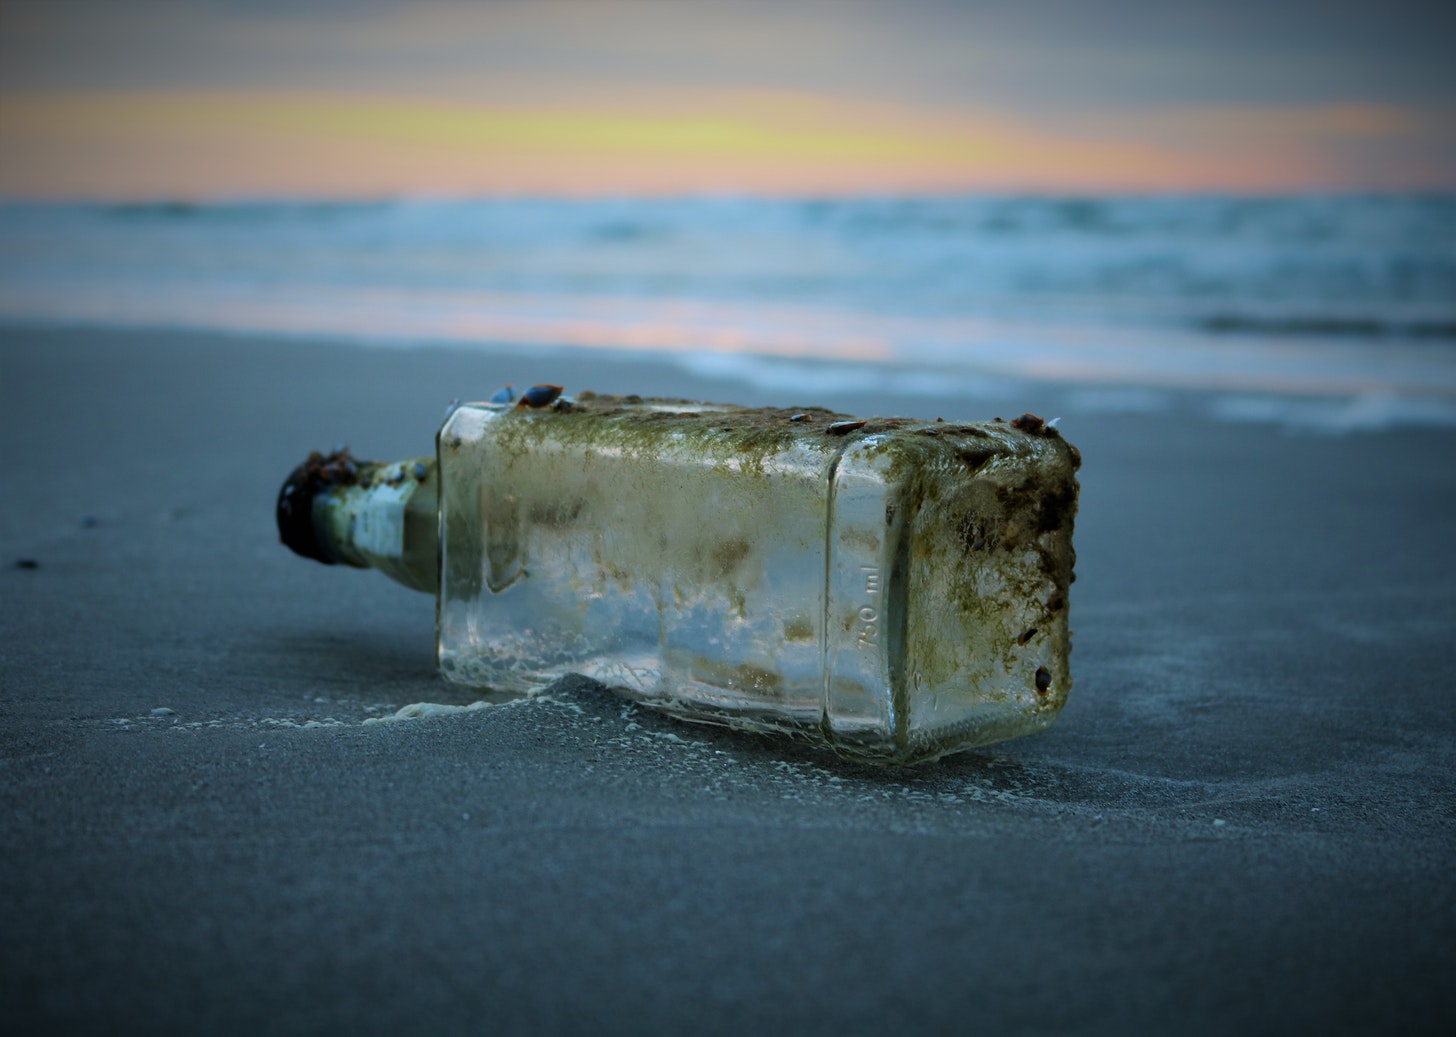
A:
[{"left": 2, "top": 324, "right": 1454, "bottom": 1033}]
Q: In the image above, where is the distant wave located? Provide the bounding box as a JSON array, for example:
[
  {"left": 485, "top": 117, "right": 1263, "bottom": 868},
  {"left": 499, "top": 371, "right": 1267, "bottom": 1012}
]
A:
[
  {"left": 1196, "top": 314, "right": 1456, "bottom": 340},
  {"left": 97, "top": 199, "right": 395, "bottom": 223},
  {"left": 4, "top": 193, "right": 1456, "bottom": 429}
]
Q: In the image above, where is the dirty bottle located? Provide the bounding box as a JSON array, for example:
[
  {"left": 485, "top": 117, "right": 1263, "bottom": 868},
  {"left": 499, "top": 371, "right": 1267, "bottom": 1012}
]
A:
[{"left": 277, "top": 388, "right": 1079, "bottom": 763}]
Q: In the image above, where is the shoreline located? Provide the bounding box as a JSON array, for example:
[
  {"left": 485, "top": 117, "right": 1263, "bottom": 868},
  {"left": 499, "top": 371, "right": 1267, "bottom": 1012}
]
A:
[
  {"left": 3, "top": 325, "right": 1454, "bottom": 1033},
  {"left": 5, "top": 316, "right": 1456, "bottom": 435}
]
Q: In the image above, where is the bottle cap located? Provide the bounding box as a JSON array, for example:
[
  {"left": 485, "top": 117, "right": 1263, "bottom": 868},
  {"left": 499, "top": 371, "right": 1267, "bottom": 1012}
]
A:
[{"left": 276, "top": 448, "right": 362, "bottom": 564}]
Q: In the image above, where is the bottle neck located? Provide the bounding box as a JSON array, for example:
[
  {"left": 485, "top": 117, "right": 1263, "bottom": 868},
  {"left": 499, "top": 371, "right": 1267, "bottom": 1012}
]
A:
[{"left": 277, "top": 450, "right": 439, "bottom": 594}]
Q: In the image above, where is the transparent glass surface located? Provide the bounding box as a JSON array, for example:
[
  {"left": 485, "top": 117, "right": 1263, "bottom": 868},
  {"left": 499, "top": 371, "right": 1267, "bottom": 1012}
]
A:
[{"left": 436, "top": 398, "right": 1077, "bottom": 762}]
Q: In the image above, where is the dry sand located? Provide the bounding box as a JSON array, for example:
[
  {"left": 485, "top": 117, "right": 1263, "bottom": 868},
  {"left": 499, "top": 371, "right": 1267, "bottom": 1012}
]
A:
[{"left": 2, "top": 326, "right": 1454, "bottom": 1034}]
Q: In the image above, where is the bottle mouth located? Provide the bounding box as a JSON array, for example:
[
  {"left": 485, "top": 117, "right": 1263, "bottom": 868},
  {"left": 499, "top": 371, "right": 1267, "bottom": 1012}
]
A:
[{"left": 276, "top": 448, "right": 365, "bottom": 565}]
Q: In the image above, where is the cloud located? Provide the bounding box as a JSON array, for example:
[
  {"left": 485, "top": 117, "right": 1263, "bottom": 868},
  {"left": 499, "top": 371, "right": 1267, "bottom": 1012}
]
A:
[
  {"left": 3, "top": 1, "right": 1452, "bottom": 195},
  {"left": 8, "top": 87, "right": 1434, "bottom": 198}
]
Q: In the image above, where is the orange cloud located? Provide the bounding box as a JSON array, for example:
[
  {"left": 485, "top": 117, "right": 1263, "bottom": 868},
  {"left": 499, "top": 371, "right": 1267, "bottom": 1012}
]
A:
[{"left": 0, "top": 88, "right": 1444, "bottom": 198}]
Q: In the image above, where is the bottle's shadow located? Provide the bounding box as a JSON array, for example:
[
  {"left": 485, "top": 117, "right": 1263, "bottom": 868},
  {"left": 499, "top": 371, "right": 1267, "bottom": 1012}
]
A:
[
  {"left": 258, "top": 634, "right": 1170, "bottom": 815},
  {"left": 546, "top": 671, "right": 1059, "bottom": 795}
]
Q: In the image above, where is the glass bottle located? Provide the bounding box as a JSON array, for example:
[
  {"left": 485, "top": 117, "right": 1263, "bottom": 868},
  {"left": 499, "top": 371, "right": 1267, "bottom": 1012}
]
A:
[{"left": 278, "top": 389, "right": 1079, "bottom": 763}]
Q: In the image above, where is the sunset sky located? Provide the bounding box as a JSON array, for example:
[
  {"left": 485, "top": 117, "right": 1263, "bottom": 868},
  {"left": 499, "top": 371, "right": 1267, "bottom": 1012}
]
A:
[{"left": 1, "top": 0, "right": 1453, "bottom": 198}]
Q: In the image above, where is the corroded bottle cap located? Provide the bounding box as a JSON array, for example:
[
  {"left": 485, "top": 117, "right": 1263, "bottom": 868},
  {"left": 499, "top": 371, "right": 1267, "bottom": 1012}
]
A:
[{"left": 277, "top": 449, "right": 363, "bottom": 565}]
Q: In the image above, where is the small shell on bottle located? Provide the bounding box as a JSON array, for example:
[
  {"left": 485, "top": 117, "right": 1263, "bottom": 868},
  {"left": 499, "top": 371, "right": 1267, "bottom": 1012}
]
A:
[{"left": 516, "top": 385, "right": 565, "bottom": 409}]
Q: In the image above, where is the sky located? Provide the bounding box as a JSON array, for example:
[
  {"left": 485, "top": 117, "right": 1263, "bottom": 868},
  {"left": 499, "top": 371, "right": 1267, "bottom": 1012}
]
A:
[{"left": 1, "top": 0, "right": 1454, "bottom": 198}]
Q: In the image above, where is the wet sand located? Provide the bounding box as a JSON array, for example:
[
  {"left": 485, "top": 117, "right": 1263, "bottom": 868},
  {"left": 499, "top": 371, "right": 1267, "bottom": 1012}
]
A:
[{"left": 3, "top": 326, "right": 1454, "bottom": 1034}]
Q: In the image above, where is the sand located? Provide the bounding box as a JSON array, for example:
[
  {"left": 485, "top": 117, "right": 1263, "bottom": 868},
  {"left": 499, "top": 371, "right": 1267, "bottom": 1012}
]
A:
[{"left": 2, "top": 326, "right": 1454, "bottom": 1034}]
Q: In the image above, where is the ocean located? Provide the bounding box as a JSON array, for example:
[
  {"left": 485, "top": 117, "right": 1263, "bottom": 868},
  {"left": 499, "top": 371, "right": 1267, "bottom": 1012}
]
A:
[{"left": 3, "top": 194, "right": 1454, "bottom": 430}]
